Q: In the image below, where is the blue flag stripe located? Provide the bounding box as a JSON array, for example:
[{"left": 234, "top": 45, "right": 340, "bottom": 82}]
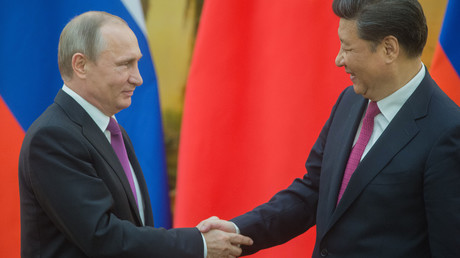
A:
[{"left": 439, "top": 0, "right": 460, "bottom": 76}]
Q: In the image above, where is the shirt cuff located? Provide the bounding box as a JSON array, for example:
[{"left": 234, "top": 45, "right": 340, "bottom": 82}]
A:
[
  {"left": 201, "top": 222, "right": 240, "bottom": 258},
  {"left": 232, "top": 222, "right": 240, "bottom": 234},
  {"left": 201, "top": 233, "right": 207, "bottom": 258}
]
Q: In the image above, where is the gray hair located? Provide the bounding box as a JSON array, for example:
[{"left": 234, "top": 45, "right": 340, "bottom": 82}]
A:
[{"left": 58, "top": 11, "right": 127, "bottom": 81}]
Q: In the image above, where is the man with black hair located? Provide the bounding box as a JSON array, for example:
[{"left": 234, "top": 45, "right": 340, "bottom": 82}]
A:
[{"left": 199, "top": 0, "right": 460, "bottom": 257}]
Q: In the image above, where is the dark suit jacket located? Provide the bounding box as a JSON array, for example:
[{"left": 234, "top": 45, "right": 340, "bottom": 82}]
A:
[
  {"left": 19, "top": 90, "right": 203, "bottom": 257},
  {"left": 232, "top": 71, "right": 460, "bottom": 257}
]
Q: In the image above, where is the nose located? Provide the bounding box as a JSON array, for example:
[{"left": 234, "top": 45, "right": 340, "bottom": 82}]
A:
[
  {"left": 335, "top": 48, "right": 344, "bottom": 67},
  {"left": 129, "top": 63, "right": 143, "bottom": 87}
]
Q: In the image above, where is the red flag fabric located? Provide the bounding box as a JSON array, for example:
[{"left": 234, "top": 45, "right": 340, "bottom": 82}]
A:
[
  {"left": 430, "top": 0, "right": 460, "bottom": 105},
  {"left": 0, "top": 97, "right": 23, "bottom": 258},
  {"left": 175, "top": 0, "right": 349, "bottom": 256}
]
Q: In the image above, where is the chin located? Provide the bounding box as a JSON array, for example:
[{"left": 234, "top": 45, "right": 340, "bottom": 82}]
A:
[
  {"left": 353, "top": 86, "right": 371, "bottom": 100},
  {"left": 118, "top": 100, "right": 132, "bottom": 111},
  {"left": 352, "top": 84, "right": 363, "bottom": 94}
]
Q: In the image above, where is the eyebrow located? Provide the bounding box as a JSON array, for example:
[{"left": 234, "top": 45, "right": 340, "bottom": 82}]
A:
[
  {"left": 339, "top": 38, "right": 350, "bottom": 46},
  {"left": 117, "top": 54, "right": 143, "bottom": 64}
]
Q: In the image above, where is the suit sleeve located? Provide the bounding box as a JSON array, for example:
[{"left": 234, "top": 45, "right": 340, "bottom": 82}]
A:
[
  {"left": 423, "top": 124, "right": 460, "bottom": 257},
  {"left": 23, "top": 125, "right": 203, "bottom": 258},
  {"left": 231, "top": 88, "right": 349, "bottom": 256}
]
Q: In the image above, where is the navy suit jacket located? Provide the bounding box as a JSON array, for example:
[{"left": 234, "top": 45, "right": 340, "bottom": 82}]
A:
[
  {"left": 232, "top": 70, "right": 460, "bottom": 257},
  {"left": 19, "top": 90, "right": 203, "bottom": 257}
]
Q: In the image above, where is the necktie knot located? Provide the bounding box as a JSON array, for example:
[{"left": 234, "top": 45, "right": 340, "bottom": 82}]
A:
[
  {"left": 365, "top": 101, "right": 380, "bottom": 120},
  {"left": 107, "top": 117, "right": 121, "bottom": 135}
]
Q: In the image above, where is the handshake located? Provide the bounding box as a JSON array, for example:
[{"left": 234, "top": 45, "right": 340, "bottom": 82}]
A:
[{"left": 197, "top": 216, "right": 253, "bottom": 258}]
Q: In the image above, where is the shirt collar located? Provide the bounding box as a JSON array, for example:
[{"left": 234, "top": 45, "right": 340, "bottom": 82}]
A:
[
  {"left": 62, "top": 84, "right": 112, "bottom": 132},
  {"left": 376, "top": 63, "right": 425, "bottom": 123}
]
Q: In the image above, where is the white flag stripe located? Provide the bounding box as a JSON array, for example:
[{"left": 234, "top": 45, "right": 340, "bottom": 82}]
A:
[{"left": 121, "top": 0, "right": 147, "bottom": 35}]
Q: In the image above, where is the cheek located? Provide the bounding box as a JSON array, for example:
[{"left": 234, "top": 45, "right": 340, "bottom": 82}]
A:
[
  {"left": 108, "top": 71, "right": 128, "bottom": 86},
  {"left": 114, "top": 73, "right": 131, "bottom": 87},
  {"left": 343, "top": 53, "right": 359, "bottom": 67}
]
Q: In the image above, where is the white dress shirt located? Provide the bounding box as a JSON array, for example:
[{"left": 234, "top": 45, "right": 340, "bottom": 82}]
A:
[
  {"left": 62, "top": 85, "right": 145, "bottom": 225},
  {"left": 353, "top": 63, "right": 425, "bottom": 160}
]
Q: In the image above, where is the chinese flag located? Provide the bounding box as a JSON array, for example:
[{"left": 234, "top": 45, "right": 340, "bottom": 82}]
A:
[{"left": 175, "top": 0, "right": 349, "bottom": 257}]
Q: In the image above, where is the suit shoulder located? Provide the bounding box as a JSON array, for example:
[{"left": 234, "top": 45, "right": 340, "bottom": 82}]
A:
[
  {"left": 333, "top": 86, "right": 364, "bottom": 110},
  {"left": 429, "top": 85, "right": 460, "bottom": 125},
  {"left": 22, "top": 103, "right": 83, "bottom": 150},
  {"left": 27, "top": 103, "right": 77, "bottom": 133}
]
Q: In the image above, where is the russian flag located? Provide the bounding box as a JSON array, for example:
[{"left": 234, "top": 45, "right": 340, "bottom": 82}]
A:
[
  {"left": 430, "top": 0, "right": 460, "bottom": 104},
  {"left": 0, "top": 1, "right": 170, "bottom": 256}
]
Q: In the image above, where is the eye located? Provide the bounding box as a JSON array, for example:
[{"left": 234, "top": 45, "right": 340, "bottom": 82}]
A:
[
  {"left": 340, "top": 42, "right": 352, "bottom": 52},
  {"left": 341, "top": 46, "right": 353, "bottom": 54},
  {"left": 341, "top": 45, "right": 350, "bottom": 51},
  {"left": 117, "top": 60, "right": 132, "bottom": 67}
]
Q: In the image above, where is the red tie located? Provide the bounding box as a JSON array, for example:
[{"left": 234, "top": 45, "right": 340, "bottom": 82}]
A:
[
  {"left": 107, "top": 118, "right": 138, "bottom": 206},
  {"left": 337, "top": 101, "right": 380, "bottom": 204}
]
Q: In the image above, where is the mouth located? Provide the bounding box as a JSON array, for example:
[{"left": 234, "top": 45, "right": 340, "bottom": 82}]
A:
[
  {"left": 122, "top": 90, "right": 134, "bottom": 97},
  {"left": 346, "top": 71, "right": 355, "bottom": 82}
]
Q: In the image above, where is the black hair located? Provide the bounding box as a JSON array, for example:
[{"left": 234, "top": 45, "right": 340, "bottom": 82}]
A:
[{"left": 332, "top": 0, "right": 427, "bottom": 57}]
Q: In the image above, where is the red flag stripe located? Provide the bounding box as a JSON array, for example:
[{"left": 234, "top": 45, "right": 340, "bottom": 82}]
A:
[
  {"left": 430, "top": 44, "right": 460, "bottom": 105},
  {"left": 0, "top": 96, "right": 24, "bottom": 258}
]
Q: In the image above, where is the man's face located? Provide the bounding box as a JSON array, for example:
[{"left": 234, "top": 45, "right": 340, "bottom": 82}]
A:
[
  {"left": 84, "top": 23, "right": 143, "bottom": 116},
  {"left": 335, "top": 19, "right": 389, "bottom": 101}
]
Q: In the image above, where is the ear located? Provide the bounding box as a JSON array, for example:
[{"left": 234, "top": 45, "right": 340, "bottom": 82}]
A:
[
  {"left": 381, "top": 35, "right": 399, "bottom": 63},
  {"left": 71, "top": 53, "right": 88, "bottom": 79}
]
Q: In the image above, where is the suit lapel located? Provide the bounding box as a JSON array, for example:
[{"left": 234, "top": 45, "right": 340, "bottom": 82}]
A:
[
  {"left": 55, "top": 90, "right": 143, "bottom": 225},
  {"left": 321, "top": 97, "right": 367, "bottom": 220},
  {"left": 326, "top": 71, "right": 433, "bottom": 232},
  {"left": 330, "top": 111, "right": 419, "bottom": 226},
  {"left": 82, "top": 126, "right": 143, "bottom": 224},
  {"left": 121, "top": 126, "right": 155, "bottom": 226}
]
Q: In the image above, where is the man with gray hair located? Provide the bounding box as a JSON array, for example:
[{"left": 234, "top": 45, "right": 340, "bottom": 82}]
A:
[{"left": 19, "top": 11, "right": 252, "bottom": 258}]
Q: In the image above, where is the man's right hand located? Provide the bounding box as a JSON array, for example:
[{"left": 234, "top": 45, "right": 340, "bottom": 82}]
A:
[{"left": 202, "top": 229, "right": 253, "bottom": 258}]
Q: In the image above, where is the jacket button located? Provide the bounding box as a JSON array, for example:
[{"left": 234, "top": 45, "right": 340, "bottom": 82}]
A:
[{"left": 320, "top": 248, "right": 328, "bottom": 257}]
